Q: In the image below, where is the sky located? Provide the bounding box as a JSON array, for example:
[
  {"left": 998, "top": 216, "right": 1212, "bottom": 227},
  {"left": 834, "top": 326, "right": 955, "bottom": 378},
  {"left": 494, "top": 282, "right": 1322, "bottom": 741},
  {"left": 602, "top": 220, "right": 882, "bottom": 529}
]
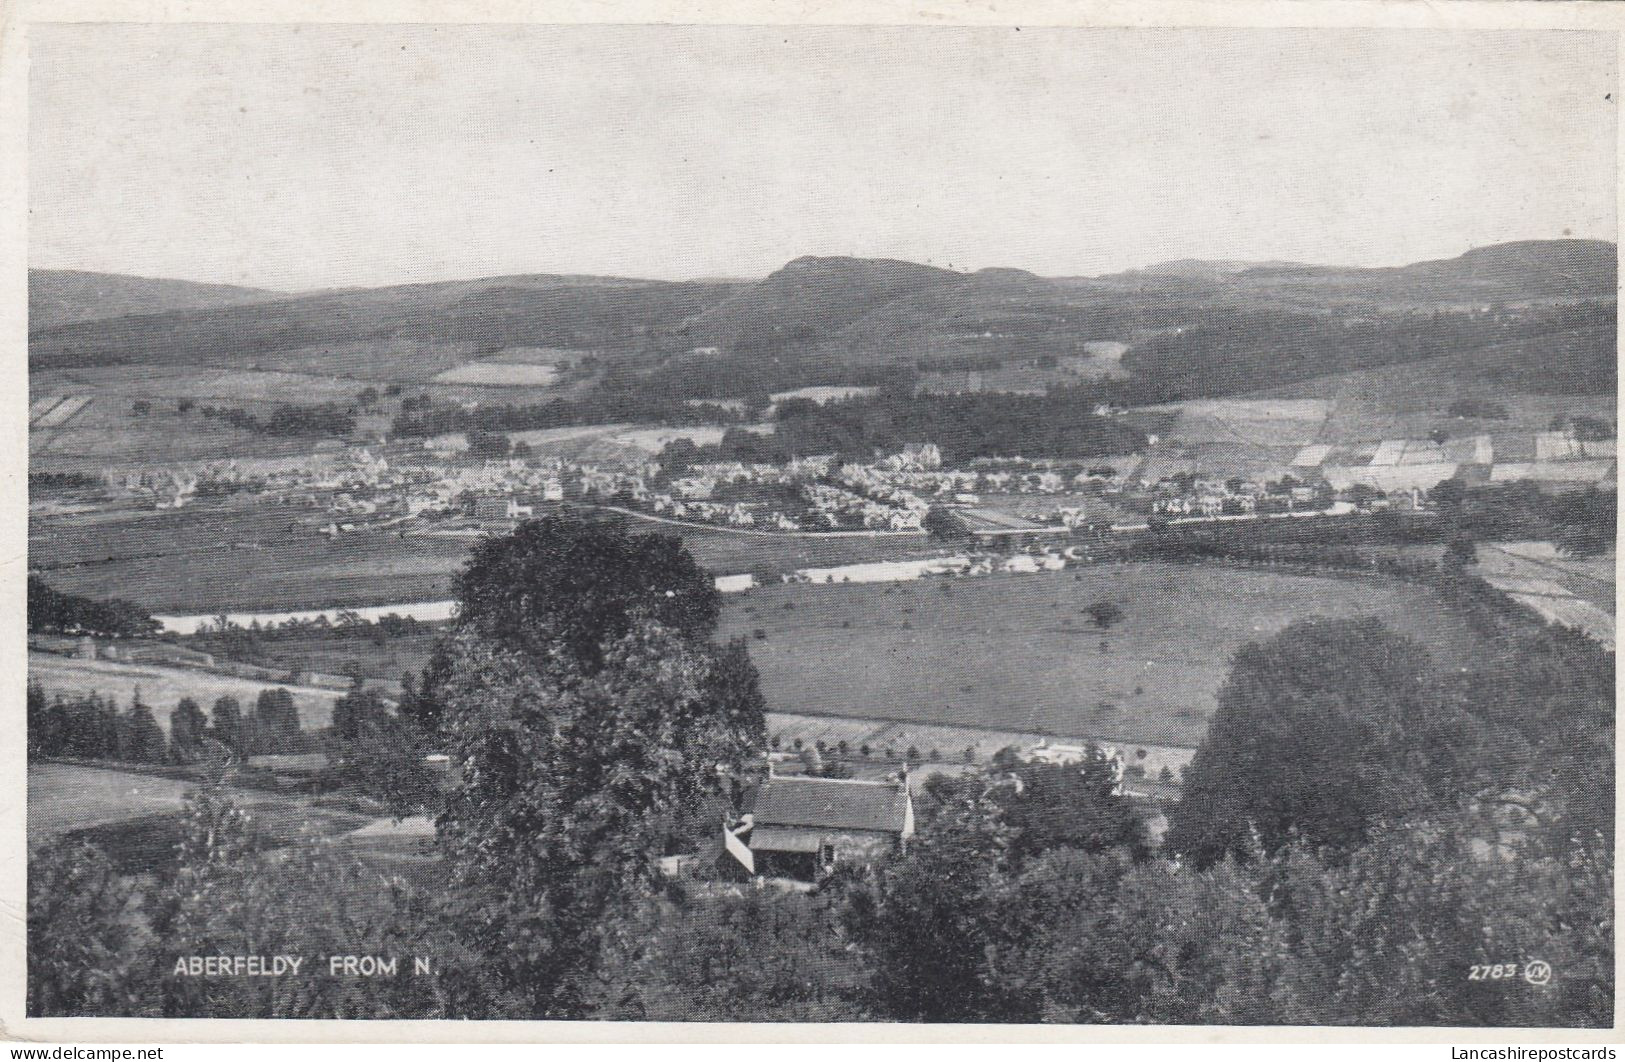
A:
[{"left": 28, "top": 24, "right": 1619, "bottom": 291}]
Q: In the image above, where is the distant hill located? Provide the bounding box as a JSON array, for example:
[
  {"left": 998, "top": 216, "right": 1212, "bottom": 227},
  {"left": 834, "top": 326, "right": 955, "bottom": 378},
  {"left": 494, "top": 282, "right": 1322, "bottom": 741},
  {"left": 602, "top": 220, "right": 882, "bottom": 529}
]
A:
[
  {"left": 29, "top": 273, "right": 745, "bottom": 372},
  {"left": 682, "top": 256, "right": 971, "bottom": 351},
  {"left": 29, "top": 270, "right": 285, "bottom": 331},
  {"left": 1095, "top": 239, "right": 1617, "bottom": 308},
  {"left": 1129, "top": 258, "right": 1308, "bottom": 280},
  {"left": 28, "top": 240, "right": 1616, "bottom": 404}
]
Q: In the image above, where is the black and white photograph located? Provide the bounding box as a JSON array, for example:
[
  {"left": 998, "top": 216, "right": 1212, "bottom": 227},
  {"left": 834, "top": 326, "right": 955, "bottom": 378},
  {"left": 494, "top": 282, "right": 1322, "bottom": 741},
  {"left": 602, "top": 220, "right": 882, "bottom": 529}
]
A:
[{"left": 15, "top": 11, "right": 1620, "bottom": 1036}]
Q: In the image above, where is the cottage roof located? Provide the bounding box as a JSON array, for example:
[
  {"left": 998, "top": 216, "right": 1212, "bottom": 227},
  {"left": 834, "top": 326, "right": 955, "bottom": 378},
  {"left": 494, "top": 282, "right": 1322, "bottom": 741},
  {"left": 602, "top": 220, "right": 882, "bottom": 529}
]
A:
[{"left": 747, "top": 775, "right": 911, "bottom": 834}]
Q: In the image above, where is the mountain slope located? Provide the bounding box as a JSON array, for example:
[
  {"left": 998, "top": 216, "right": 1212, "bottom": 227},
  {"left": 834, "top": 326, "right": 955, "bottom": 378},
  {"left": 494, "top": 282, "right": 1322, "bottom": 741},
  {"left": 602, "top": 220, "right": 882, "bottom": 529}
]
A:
[
  {"left": 29, "top": 273, "right": 745, "bottom": 372},
  {"left": 681, "top": 256, "right": 970, "bottom": 351},
  {"left": 29, "top": 270, "right": 286, "bottom": 331},
  {"left": 1097, "top": 239, "right": 1616, "bottom": 308},
  {"left": 28, "top": 240, "right": 1616, "bottom": 403}
]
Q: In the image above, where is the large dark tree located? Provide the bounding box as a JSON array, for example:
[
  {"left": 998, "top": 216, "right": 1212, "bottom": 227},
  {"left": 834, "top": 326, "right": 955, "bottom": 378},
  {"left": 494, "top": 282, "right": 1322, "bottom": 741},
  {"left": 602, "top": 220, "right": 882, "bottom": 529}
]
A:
[
  {"left": 434, "top": 621, "right": 766, "bottom": 1016},
  {"left": 168, "top": 698, "right": 208, "bottom": 763},
  {"left": 405, "top": 515, "right": 723, "bottom": 734},
  {"left": 120, "top": 701, "right": 168, "bottom": 764},
  {"left": 209, "top": 696, "right": 245, "bottom": 755},
  {"left": 845, "top": 777, "right": 1026, "bottom": 1022},
  {"left": 1454, "top": 625, "right": 1614, "bottom": 855},
  {"left": 251, "top": 688, "right": 301, "bottom": 755},
  {"left": 455, "top": 515, "right": 721, "bottom": 665},
  {"left": 331, "top": 687, "right": 390, "bottom": 744},
  {"left": 27, "top": 682, "right": 52, "bottom": 758},
  {"left": 426, "top": 514, "right": 765, "bottom": 1015},
  {"left": 1166, "top": 617, "right": 1472, "bottom": 867},
  {"left": 993, "top": 751, "right": 1149, "bottom": 864}
]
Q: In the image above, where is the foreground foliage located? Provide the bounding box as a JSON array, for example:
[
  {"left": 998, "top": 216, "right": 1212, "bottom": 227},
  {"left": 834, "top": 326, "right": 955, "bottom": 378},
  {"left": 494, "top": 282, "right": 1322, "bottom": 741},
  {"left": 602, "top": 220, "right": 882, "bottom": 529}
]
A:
[{"left": 28, "top": 516, "right": 1614, "bottom": 1025}]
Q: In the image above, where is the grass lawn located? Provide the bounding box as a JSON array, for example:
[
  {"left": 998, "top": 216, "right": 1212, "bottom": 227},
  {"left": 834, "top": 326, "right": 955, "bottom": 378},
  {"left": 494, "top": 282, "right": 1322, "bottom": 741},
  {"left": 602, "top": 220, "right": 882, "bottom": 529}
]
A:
[{"left": 721, "top": 561, "right": 1492, "bottom": 748}]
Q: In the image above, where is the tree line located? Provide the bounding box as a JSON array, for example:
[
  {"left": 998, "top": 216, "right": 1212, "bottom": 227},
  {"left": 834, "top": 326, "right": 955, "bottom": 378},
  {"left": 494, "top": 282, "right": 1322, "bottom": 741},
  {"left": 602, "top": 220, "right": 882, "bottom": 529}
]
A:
[
  {"left": 28, "top": 514, "right": 1614, "bottom": 1025},
  {"left": 1432, "top": 480, "right": 1615, "bottom": 558},
  {"left": 662, "top": 387, "right": 1148, "bottom": 466},
  {"left": 28, "top": 577, "right": 160, "bottom": 640},
  {"left": 28, "top": 685, "right": 315, "bottom": 764}
]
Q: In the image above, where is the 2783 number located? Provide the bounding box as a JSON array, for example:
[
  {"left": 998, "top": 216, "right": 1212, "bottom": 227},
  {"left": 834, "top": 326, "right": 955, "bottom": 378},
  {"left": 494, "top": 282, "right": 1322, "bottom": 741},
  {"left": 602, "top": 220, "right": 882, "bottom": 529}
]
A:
[{"left": 1468, "top": 963, "right": 1520, "bottom": 981}]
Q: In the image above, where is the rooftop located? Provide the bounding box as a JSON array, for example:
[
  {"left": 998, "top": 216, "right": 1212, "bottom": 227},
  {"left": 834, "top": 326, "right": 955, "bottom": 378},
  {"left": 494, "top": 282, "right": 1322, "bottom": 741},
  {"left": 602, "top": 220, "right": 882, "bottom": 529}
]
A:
[{"left": 747, "top": 775, "right": 912, "bottom": 834}]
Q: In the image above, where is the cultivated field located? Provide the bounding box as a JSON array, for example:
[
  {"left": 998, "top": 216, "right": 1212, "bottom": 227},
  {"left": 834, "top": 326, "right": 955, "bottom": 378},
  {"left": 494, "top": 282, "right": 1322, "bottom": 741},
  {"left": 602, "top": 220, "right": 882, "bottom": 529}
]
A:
[
  {"left": 611, "top": 425, "right": 734, "bottom": 451},
  {"left": 36, "top": 365, "right": 380, "bottom": 405},
  {"left": 432, "top": 362, "right": 561, "bottom": 387},
  {"left": 916, "top": 356, "right": 1129, "bottom": 396},
  {"left": 29, "top": 652, "right": 344, "bottom": 733},
  {"left": 239, "top": 338, "right": 482, "bottom": 381},
  {"left": 1257, "top": 341, "right": 1617, "bottom": 448},
  {"left": 28, "top": 390, "right": 317, "bottom": 470},
  {"left": 1135, "top": 399, "right": 1334, "bottom": 447},
  {"left": 720, "top": 562, "right": 1491, "bottom": 748},
  {"left": 31, "top": 394, "right": 94, "bottom": 428},
  {"left": 473, "top": 346, "right": 592, "bottom": 366}
]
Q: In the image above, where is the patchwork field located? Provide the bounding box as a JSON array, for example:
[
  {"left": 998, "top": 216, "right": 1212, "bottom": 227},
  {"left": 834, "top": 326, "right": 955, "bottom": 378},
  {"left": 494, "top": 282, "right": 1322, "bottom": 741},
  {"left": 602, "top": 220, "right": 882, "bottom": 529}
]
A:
[
  {"left": 1257, "top": 342, "right": 1617, "bottom": 448},
  {"left": 720, "top": 562, "right": 1491, "bottom": 748}
]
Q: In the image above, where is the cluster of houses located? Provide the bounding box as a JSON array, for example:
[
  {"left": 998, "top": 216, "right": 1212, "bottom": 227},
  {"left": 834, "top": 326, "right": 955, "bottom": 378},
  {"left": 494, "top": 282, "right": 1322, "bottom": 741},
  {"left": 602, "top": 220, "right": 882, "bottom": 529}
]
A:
[
  {"left": 87, "top": 415, "right": 1614, "bottom": 548},
  {"left": 1144, "top": 476, "right": 1349, "bottom": 519},
  {"left": 106, "top": 467, "right": 200, "bottom": 509},
  {"left": 641, "top": 456, "right": 935, "bottom": 532}
]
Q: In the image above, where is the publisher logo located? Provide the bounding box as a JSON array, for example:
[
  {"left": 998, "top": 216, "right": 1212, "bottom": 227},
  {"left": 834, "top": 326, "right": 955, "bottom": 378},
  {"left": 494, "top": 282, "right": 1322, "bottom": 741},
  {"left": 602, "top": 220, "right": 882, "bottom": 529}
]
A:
[{"left": 1523, "top": 960, "right": 1553, "bottom": 986}]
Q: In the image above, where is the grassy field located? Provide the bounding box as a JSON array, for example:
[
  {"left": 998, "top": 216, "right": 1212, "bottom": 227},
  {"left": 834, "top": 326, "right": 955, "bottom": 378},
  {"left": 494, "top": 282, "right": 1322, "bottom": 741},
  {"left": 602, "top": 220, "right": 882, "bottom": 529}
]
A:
[
  {"left": 29, "top": 395, "right": 316, "bottom": 471},
  {"left": 30, "top": 500, "right": 475, "bottom": 612},
  {"left": 28, "top": 763, "right": 386, "bottom": 875},
  {"left": 28, "top": 653, "right": 343, "bottom": 733},
  {"left": 31, "top": 494, "right": 952, "bottom": 614},
  {"left": 719, "top": 562, "right": 1491, "bottom": 748},
  {"left": 1132, "top": 399, "right": 1335, "bottom": 447},
  {"left": 28, "top": 762, "right": 200, "bottom": 840}
]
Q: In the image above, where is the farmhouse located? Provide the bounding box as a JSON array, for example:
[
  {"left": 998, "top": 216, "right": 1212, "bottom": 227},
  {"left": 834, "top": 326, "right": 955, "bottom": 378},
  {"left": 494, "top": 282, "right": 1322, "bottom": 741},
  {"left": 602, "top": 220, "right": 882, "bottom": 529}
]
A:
[{"left": 718, "top": 773, "right": 915, "bottom": 882}]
